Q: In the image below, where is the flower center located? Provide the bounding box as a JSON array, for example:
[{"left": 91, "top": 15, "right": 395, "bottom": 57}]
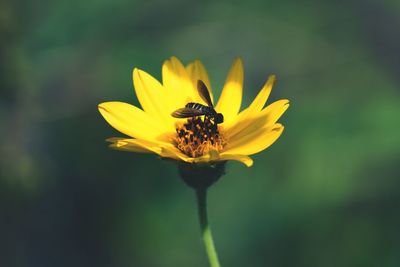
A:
[{"left": 174, "top": 116, "right": 226, "bottom": 158}]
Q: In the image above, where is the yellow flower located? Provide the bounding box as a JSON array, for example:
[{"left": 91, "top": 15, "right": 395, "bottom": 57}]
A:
[{"left": 98, "top": 57, "right": 289, "bottom": 167}]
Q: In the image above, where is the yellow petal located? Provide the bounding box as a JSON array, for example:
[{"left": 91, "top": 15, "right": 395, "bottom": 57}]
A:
[
  {"left": 225, "top": 99, "right": 289, "bottom": 140},
  {"left": 162, "top": 56, "right": 198, "bottom": 107},
  {"left": 223, "top": 74, "right": 276, "bottom": 129},
  {"left": 98, "top": 101, "right": 166, "bottom": 140},
  {"left": 189, "top": 150, "right": 252, "bottom": 167},
  {"left": 108, "top": 137, "right": 194, "bottom": 162},
  {"left": 109, "top": 136, "right": 256, "bottom": 167},
  {"left": 108, "top": 138, "right": 155, "bottom": 153},
  {"left": 133, "top": 68, "right": 175, "bottom": 128},
  {"left": 218, "top": 153, "right": 254, "bottom": 167},
  {"left": 110, "top": 138, "right": 166, "bottom": 154},
  {"left": 192, "top": 149, "right": 220, "bottom": 164},
  {"left": 161, "top": 145, "right": 194, "bottom": 162},
  {"left": 224, "top": 124, "right": 284, "bottom": 155},
  {"left": 215, "top": 58, "right": 244, "bottom": 122},
  {"left": 246, "top": 74, "right": 276, "bottom": 112},
  {"left": 237, "top": 75, "right": 275, "bottom": 120},
  {"left": 186, "top": 60, "right": 214, "bottom": 104}
]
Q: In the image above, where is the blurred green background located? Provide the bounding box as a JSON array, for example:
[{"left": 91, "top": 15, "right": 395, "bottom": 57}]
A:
[{"left": 1, "top": 0, "right": 400, "bottom": 266}]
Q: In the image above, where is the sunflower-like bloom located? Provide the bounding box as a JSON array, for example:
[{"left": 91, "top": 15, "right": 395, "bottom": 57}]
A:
[{"left": 98, "top": 57, "right": 289, "bottom": 167}]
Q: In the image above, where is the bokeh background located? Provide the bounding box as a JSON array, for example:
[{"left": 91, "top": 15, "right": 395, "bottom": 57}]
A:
[{"left": 1, "top": 0, "right": 400, "bottom": 266}]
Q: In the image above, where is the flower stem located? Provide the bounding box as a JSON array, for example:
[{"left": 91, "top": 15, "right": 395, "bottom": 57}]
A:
[{"left": 196, "top": 188, "right": 221, "bottom": 267}]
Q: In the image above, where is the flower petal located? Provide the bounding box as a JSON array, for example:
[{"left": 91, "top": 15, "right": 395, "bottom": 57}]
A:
[
  {"left": 108, "top": 136, "right": 255, "bottom": 167},
  {"left": 98, "top": 101, "right": 166, "bottom": 140},
  {"left": 218, "top": 153, "right": 254, "bottom": 167},
  {"left": 133, "top": 68, "right": 175, "bottom": 128},
  {"left": 191, "top": 149, "right": 220, "bottom": 164},
  {"left": 223, "top": 123, "right": 284, "bottom": 155},
  {"left": 107, "top": 138, "right": 156, "bottom": 153},
  {"left": 225, "top": 99, "right": 289, "bottom": 140},
  {"left": 246, "top": 74, "right": 276, "bottom": 112},
  {"left": 162, "top": 56, "right": 199, "bottom": 107},
  {"left": 108, "top": 137, "right": 194, "bottom": 162},
  {"left": 188, "top": 149, "right": 253, "bottom": 167},
  {"left": 186, "top": 60, "right": 214, "bottom": 104},
  {"left": 223, "top": 74, "right": 275, "bottom": 129},
  {"left": 216, "top": 58, "right": 244, "bottom": 122}
]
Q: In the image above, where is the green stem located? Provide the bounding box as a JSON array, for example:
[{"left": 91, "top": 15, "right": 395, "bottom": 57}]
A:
[{"left": 196, "top": 188, "right": 221, "bottom": 267}]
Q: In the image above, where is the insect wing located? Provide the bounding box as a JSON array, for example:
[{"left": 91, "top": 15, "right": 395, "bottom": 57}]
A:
[
  {"left": 197, "top": 80, "right": 213, "bottom": 107},
  {"left": 171, "top": 107, "right": 205, "bottom": 118}
]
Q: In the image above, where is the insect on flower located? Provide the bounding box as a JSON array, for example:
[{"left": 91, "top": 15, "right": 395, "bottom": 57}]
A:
[
  {"left": 172, "top": 80, "right": 224, "bottom": 124},
  {"left": 98, "top": 57, "right": 289, "bottom": 167}
]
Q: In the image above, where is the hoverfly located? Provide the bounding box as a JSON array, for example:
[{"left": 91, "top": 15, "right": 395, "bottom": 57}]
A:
[{"left": 171, "top": 80, "right": 224, "bottom": 124}]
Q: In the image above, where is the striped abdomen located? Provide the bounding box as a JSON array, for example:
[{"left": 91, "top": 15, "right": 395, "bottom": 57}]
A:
[{"left": 185, "top": 102, "right": 216, "bottom": 117}]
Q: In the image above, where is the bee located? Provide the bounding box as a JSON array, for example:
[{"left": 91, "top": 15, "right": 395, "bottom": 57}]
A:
[{"left": 171, "top": 80, "right": 224, "bottom": 124}]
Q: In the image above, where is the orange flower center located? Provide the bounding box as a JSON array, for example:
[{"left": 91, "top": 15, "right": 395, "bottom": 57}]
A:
[{"left": 174, "top": 116, "right": 226, "bottom": 158}]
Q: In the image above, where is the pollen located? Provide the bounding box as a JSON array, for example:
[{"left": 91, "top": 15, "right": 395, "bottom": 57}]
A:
[{"left": 174, "top": 116, "right": 226, "bottom": 158}]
